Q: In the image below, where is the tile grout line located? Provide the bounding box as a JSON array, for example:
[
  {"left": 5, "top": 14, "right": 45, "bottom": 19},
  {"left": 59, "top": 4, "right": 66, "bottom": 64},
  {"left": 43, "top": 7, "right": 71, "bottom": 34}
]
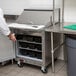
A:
[{"left": 55, "top": 62, "right": 66, "bottom": 73}]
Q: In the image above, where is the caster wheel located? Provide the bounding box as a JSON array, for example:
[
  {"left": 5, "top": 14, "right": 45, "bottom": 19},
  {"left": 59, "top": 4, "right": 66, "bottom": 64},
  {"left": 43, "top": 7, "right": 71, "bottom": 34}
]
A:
[
  {"left": 17, "top": 61, "right": 23, "bottom": 68},
  {"left": 41, "top": 67, "right": 47, "bottom": 73},
  {"left": 17, "top": 63, "right": 23, "bottom": 67}
]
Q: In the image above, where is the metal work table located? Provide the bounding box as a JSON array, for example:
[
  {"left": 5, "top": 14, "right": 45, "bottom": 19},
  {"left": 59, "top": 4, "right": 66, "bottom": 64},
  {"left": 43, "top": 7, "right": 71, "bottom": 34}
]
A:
[
  {"left": 45, "top": 23, "right": 76, "bottom": 34},
  {"left": 45, "top": 22, "right": 76, "bottom": 73}
]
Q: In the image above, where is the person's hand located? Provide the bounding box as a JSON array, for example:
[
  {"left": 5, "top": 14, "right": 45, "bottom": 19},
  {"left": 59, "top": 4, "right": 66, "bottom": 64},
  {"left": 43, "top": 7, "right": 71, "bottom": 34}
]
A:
[{"left": 8, "top": 33, "right": 16, "bottom": 42}]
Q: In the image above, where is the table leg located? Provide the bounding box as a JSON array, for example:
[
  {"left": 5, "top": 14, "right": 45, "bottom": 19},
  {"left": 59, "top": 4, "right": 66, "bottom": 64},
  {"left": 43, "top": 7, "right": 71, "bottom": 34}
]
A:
[{"left": 51, "top": 32, "right": 55, "bottom": 73}]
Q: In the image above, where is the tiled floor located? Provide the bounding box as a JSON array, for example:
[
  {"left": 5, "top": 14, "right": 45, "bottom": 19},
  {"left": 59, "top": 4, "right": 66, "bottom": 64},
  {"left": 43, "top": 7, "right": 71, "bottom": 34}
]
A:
[{"left": 0, "top": 60, "right": 67, "bottom": 76}]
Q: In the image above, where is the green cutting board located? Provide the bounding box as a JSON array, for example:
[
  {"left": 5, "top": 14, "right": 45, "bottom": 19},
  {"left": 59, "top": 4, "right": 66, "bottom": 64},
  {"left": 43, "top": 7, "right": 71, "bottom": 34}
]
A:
[{"left": 64, "top": 24, "right": 76, "bottom": 30}]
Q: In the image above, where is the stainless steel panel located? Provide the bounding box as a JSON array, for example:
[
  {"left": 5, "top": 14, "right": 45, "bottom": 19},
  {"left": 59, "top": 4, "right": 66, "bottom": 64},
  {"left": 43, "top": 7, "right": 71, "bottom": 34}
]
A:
[{"left": 16, "top": 9, "right": 52, "bottom": 26}]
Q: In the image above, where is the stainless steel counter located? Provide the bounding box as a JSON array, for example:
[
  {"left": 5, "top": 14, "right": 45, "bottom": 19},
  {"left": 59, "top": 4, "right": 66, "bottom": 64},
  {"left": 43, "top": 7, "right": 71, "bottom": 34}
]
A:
[{"left": 45, "top": 22, "right": 76, "bottom": 35}]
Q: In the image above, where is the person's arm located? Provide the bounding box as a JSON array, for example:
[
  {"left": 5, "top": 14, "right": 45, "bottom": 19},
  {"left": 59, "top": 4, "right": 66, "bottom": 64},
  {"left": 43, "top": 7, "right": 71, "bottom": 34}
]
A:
[{"left": 0, "top": 8, "right": 16, "bottom": 41}]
